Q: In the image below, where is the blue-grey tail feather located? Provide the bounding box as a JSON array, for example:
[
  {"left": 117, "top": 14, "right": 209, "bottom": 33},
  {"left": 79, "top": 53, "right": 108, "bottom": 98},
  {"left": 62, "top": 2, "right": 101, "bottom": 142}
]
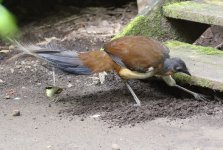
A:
[{"left": 36, "top": 51, "right": 92, "bottom": 75}]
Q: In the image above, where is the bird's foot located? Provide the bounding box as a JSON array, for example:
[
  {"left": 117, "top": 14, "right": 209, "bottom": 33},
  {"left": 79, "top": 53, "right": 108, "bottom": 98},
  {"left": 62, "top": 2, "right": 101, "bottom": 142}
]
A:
[
  {"left": 98, "top": 72, "right": 108, "bottom": 84},
  {"left": 193, "top": 93, "right": 209, "bottom": 102},
  {"left": 52, "top": 97, "right": 60, "bottom": 103},
  {"left": 133, "top": 103, "right": 141, "bottom": 107}
]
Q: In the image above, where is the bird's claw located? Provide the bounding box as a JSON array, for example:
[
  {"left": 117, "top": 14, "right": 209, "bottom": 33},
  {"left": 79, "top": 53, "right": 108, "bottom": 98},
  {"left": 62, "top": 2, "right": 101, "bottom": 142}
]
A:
[
  {"left": 51, "top": 97, "right": 60, "bottom": 103},
  {"left": 194, "top": 93, "right": 209, "bottom": 102},
  {"left": 133, "top": 103, "right": 141, "bottom": 107}
]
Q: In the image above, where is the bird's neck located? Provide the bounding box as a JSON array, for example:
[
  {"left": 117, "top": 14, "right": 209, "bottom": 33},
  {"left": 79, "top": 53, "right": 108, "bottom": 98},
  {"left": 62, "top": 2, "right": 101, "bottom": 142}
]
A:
[{"left": 163, "top": 58, "right": 174, "bottom": 74}]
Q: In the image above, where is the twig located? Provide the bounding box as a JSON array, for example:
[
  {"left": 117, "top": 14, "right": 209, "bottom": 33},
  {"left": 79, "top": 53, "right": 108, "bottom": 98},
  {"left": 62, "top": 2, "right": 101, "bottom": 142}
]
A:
[
  {"left": 52, "top": 67, "right": 56, "bottom": 86},
  {"left": 215, "top": 42, "right": 223, "bottom": 49}
]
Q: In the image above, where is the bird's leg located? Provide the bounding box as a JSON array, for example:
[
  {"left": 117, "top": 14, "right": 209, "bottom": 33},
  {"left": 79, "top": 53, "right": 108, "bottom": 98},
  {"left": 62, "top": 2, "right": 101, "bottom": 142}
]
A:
[
  {"left": 125, "top": 81, "right": 141, "bottom": 107},
  {"left": 162, "top": 75, "right": 208, "bottom": 101},
  {"left": 52, "top": 67, "right": 56, "bottom": 102},
  {"left": 174, "top": 84, "right": 207, "bottom": 101},
  {"left": 118, "top": 67, "right": 155, "bottom": 106},
  {"left": 52, "top": 97, "right": 60, "bottom": 103},
  {"left": 52, "top": 67, "right": 56, "bottom": 86},
  {"left": 98, "top": 71, "right": 108, "bottom": 84},
  {"left": 51, "top": 67, "right": 60, "bottom": 102}
]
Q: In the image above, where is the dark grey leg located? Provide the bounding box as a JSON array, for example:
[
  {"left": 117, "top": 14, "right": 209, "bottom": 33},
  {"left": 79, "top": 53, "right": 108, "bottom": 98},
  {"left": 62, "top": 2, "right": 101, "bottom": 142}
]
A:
[{"left": 125, "top": 81, "right": 141, "bottom": 106}]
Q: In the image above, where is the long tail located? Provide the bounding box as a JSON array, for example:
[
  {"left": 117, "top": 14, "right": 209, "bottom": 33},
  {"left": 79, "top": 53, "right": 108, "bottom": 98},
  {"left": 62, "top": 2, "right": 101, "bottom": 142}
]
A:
[
  {"left": 13, "top": 41, "right": 115, "bottom": 75},
  {"left": 14, "top": 42, "right": 92, "bottom": 75}
]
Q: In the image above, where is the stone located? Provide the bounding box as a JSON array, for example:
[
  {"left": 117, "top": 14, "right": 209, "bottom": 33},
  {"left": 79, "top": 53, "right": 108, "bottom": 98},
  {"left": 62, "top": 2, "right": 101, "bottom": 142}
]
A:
[
  {"left": 163, "top": 1, "right": 223, "bottom": 26},
  {"left": 12, "top": 110, "right": 20, "bottom": 116},
  {"left": 165, "top": 40, "right": 223, "bottom": 91},
  {"left": 112, "top": 144, "right": 120, "bottom": 150},
  {"left": 5, "top": 95, "right": 10, "bottom": 99},
  {"left": 116, "top": 0, "right": 207, "bottom": 43}
]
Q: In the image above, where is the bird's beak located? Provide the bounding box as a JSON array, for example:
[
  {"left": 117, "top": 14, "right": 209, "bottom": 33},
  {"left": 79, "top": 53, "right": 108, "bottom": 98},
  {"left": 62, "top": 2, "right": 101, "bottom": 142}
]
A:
[{"left": 181, "top": 70, "right": 191, "bottom": 76}]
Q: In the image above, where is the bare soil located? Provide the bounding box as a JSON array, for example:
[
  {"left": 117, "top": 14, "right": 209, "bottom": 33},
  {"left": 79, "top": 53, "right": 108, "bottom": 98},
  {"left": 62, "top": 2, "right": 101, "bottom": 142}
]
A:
[{"left": 1, "top": 3, "right": 223, "bottom": 150}]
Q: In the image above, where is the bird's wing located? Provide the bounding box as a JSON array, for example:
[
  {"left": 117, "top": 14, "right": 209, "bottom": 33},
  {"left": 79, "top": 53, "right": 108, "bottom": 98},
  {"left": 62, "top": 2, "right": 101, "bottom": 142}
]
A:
[
  {"left": 79, "top": 50, "right": 115, "bottom": 73},
  {"left": 103, "top": 50, "right": 126, "bottom": 68},
  {"left": 13, "top": 42, "right": 115, "bottom": 74},
  {"left": 104, "top": 36, "right": 167, "bottom": 73}
]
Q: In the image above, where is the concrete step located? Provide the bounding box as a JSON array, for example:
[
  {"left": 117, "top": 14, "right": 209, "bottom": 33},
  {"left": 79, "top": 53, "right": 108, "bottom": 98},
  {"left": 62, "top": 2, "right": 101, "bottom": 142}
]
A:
[
  {"left": 165, "top": 40, "right": 223, "bottom": 91},
  {"left": 163, "top": 1, "right": 223, "bottom": 26}
]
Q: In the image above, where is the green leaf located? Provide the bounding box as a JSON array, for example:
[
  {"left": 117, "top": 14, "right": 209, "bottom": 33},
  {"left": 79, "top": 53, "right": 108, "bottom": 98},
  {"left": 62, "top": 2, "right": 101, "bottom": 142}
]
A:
[{"left": 0, "top": 4, "right": 18, "bottom": 38}]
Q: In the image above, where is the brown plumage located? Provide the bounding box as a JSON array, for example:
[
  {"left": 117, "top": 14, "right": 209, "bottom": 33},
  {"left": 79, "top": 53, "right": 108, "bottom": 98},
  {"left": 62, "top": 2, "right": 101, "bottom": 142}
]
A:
[
  {"left": 104, "top": 36, "right": 170, "bottom": 75},
  {"left": 79, "top": 36, "right": 171, "bottom": 78},
  {"left": 79, "top": 50, "right": 117, "bottom": 73},
  {"left": 15, "top": 36, "right": 208, "bottom": 106}
]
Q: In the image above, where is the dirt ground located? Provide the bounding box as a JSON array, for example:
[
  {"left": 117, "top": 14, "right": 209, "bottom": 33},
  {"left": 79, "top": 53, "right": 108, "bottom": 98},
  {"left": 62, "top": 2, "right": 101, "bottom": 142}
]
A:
[{"left": 1, "top": 2, "right": 223, "bottom": 150}]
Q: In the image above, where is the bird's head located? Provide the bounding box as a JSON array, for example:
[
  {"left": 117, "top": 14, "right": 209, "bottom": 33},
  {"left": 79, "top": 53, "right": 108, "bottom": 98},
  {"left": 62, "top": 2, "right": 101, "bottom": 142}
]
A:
[{"left": 163, "top": 57, "right": 191, "bottom": 76}]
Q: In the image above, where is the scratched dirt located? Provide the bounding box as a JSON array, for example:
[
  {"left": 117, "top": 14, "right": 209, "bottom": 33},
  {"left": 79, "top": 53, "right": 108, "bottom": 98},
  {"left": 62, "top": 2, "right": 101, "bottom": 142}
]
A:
[
  {"left": 1, "top": 2, "right": 223, "bottom": 150},
  {"left": 0, "top": 1, "right": 223, "bottom": 126}
]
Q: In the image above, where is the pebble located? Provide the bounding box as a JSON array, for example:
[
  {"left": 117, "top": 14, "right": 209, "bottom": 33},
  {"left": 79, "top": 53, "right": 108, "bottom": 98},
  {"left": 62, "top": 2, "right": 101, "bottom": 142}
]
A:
[
  {"left": 10, "top": 68, "right": 14, "bottom": 73},
  {"left": 47, "top": 145, "right": 52, "bottom": 149},
  {"left": 67, "top": 83, "right": 73, "bottom": 88},
  {"left": 206, "top": 111, "right": 213, "bottom": 115},
  {"left": 91, "top": 114, "right": 100, "bottom": 118},
  {"left": 112, "top": 144, "right": 120, "bottom": 150},
  {"left": 9, "top": 45, "right": 15, "bottom": 50},
  {"left": 37, "top": 83, "right": 41, "bottom": 86},
  {"left": 80, "top": 118, "right": 84, "bottom": 121},
  {"left": 12, "top": 110, "right": 21, "bottom": 116},
  {"left": 5, "top": 95, "right": 10, "bottom": 99},
  {"left": 14, "top": 97, "right": 21, "bottom": 100}
]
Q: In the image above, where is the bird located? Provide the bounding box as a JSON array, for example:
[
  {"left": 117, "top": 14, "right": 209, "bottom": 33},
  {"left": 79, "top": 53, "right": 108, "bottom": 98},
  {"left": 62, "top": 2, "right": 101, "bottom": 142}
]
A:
[{"left": 13, "top": 36, "right": 207, "bottom": 106}]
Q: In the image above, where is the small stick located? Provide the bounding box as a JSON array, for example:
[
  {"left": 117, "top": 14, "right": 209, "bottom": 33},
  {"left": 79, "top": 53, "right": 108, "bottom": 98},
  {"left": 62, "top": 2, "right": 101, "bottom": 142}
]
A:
[
  {"left": 52, "top": 67, "right": 56, "bottom": 86},
  {"left": 215, "top": 42, "right": 223, "bottom": 49}
]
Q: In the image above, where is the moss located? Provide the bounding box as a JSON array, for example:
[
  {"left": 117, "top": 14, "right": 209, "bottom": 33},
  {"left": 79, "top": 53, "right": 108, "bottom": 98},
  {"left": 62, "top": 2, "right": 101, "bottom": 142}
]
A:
[
  {"left": 164, "top": 1, "right": 203, "bottom": 9},
  {"left": 173, "top": 73, "right": 191, "bottom": 83},
  {"left": 162, "top": 2, "right": 202, "bottom": 21},
  {"left": 165, "top": 40, "right": 223, "bottom": 55},
  {"left": 173, "top": 73, "right": 223, "bottom": 91},
  {"left": 113, "top": 16, "right": 147, "bottom": 39},
  {"left": 114, "top": 6, "right": 180, "bottom": 41},
  {"left": 163, "top": 1, "right": 223, "bottom": 26},
  {"left": 113, "top": 0, "right": 205, "bottom": 43},
  {"left": 114, "top": 11, "right": 166, "bottom": 40}
]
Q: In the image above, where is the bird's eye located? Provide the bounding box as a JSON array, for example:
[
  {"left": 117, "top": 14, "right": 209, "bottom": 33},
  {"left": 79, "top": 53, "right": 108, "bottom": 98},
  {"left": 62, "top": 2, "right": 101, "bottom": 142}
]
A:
[{"left": 175, "top": 66, "right": 182, "bottom": 72}]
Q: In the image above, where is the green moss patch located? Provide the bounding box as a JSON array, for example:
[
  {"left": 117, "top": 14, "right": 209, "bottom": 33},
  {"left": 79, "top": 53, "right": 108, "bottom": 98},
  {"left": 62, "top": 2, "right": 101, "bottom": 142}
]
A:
[
  {"left": 174, "top": 73, "right": 223, "bottom": 91},
  {"left": 165, "top": 40, "right": 223, "bottom": 55},
  {"left": 163, "top": 1, "right": 223, "bottom": 26}
]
